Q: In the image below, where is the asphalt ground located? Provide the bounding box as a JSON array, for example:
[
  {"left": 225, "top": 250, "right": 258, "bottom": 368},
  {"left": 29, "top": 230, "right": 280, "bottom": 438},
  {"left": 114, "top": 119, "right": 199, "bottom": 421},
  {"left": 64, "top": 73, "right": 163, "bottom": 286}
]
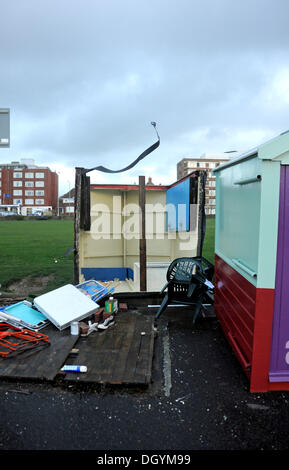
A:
[{"left": 0, "top": 307, "right": 289, "bottom": 458}]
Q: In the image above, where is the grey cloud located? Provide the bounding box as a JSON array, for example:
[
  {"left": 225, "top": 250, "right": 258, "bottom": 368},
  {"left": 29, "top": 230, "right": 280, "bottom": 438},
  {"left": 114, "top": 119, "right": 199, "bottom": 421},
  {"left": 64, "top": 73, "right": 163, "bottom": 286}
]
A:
[{"left": 1, "top": 0, "right": 289, "bottom": 182}]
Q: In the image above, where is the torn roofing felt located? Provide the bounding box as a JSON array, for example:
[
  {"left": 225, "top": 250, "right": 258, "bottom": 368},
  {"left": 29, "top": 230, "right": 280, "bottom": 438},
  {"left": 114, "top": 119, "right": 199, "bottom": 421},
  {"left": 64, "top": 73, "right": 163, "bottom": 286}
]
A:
[
  {"left": 83, "top": 122, "right": 160, "bottom": 175},
  {"left": 76, "top": 122, "right": 160, "bottom": 232}
]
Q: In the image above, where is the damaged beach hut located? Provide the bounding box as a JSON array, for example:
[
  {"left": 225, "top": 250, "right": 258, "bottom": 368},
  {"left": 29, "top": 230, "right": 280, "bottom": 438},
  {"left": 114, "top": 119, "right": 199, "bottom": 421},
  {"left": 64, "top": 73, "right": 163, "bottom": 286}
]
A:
[{"left": 73, "top": 170, "right": 207, "bottom": 293}]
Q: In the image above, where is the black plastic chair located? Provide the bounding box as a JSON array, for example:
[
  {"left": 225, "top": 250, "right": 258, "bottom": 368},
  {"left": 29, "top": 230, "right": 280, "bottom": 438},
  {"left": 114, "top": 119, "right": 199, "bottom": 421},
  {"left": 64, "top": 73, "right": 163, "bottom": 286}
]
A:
[{"left": 155, "top": 256, "right": 214, "bottom": 324}]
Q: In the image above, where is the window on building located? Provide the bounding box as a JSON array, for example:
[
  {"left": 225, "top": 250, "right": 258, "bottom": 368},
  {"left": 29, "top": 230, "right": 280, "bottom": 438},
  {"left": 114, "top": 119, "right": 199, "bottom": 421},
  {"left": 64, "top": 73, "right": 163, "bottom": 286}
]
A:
[
  {"left": 25, "top": 172, "right": 34, "bottom": 178},
  {"left": 65, "top": 206, "right": 74, "bottom": 213},
  {"left": 35, "top": 199, "right": 44, "bottom": 205},
  {"left": 25, "top": 190, "right": 34, "bottom": 196},
  {"left": 35, "top": 181, "right": 44, "bottom": 187},
  {"left": 13, "top": 198, "right": 22, "bottom": 204},
  {"left": 35, "top": 190, "right": 44, "bottom": 196},
  {"left": 25, "top": 181, "right": 34, "bottom": 187},
  {"left": 13, "top": 190, "right": 22, "bottom": 196},
  {"left": 0, "top": 172, "right": 2, "bottom": 178},
  {"left": 25, "top": 199, "right": 34, "bottom": 204},
  {"left": 0, "top": 190, "right": 2, "bottom": 195},
  {"left": 13, "top": 181, "right": 22, "bottom": 187},
  {"left": 35, "top": 172, "right": 44, "bottom": 178},
  {"left": 13, "top": 172, "right": 22, "bottom": 178}
]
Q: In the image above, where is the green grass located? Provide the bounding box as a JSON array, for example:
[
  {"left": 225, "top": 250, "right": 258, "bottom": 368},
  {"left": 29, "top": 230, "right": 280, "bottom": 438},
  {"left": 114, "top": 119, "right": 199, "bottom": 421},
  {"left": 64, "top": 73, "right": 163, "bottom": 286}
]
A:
[
  {"left": 0, "top": 219, "right": 74, "bottom": 294},
  {"left": 202, "top": 217, "right": 215, "bottom": 265},
  {"left": 0, "top": 216, "right": 216, "bottom": 297}
]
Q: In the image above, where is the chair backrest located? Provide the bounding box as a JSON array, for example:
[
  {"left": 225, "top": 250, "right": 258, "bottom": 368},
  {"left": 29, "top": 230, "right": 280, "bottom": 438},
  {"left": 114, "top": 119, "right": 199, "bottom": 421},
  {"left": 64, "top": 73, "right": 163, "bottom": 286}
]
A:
[{"left": 167, "top": 257, "right": 205, "bottom": 283}]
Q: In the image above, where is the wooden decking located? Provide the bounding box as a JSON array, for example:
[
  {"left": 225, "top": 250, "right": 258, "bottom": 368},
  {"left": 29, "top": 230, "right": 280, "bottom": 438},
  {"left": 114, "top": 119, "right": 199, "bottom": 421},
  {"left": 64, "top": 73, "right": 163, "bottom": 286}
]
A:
[
  {"left": 0, "top": 312, "right": 155, "bottom": 386},
  {"left": 63, "top": 313, "right": 155, "bottom": 385}
]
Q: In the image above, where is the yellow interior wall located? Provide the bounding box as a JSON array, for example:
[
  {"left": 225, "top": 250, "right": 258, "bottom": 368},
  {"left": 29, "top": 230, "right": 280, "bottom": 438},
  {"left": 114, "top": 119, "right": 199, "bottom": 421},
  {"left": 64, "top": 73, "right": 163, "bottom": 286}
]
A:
[{"left": 79, "top": 187, "right": 199, "bottom": 279}]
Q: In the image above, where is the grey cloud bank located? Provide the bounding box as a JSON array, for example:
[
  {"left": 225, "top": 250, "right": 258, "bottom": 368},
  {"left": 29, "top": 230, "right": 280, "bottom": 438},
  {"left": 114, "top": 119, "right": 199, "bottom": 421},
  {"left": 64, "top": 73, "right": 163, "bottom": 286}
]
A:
[{"left": 1, "top": 0, "right": 289, "bottom": 193}]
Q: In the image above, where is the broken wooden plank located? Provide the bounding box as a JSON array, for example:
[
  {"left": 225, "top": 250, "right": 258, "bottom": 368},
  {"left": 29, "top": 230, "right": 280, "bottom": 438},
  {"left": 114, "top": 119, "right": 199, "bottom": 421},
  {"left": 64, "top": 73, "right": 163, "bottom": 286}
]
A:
[
  {"left": 108, "top": 314, "right": 139, "bottom": 384},
  {"left": 123, "top": 315, "right": 154, "bottom": 384}
]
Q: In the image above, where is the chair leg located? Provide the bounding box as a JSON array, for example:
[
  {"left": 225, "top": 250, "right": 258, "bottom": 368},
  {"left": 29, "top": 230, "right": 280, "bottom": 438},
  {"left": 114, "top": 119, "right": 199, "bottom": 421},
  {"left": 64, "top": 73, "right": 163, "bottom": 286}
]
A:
[
  {"left": 192, "top": 295, "right": 203, "bottom": 324},
  {"left": 155, "top": 293, "right": 169, "bottom": 320}
]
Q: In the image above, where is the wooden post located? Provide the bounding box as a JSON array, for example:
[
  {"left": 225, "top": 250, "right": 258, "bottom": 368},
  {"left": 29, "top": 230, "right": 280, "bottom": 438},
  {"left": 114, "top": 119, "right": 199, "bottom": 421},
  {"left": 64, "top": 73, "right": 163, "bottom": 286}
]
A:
[
  {"left": 74, "top": 167, "right": 83, "bottom": 285},
  {"left": 139, "top": 175, "right": 147, "bottom": 291},
  {"left": 196, "top": 171, "right": 206, "bottom": 257},
  {"left": 80, "top": 173, "right": 91, "bottom": 231}
]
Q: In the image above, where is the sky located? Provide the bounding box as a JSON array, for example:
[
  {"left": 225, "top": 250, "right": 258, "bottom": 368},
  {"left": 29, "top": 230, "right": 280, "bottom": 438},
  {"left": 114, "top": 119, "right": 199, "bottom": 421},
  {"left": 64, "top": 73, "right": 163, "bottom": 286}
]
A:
[{"left": 1, "top": 0, "right": 289, "bottom": 196}]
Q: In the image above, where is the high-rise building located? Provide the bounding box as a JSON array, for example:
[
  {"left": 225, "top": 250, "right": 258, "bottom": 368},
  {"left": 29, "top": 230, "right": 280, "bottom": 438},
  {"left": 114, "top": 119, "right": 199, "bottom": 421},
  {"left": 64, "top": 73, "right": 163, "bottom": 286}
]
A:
[
  {"left": 0, "top": 159, "right": 58, "bottom": 215},
  {"left": 177, "top": 152, "right": 238, "bottom": 214}
]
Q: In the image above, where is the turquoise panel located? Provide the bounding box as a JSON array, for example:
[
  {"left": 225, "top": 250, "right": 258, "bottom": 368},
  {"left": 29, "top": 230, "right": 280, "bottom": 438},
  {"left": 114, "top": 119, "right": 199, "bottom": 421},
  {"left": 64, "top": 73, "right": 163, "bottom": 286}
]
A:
[
  {"left": 215, "top": 155, "right": 262, "bottom": 285},
  {"left": 4, "top": 301, "right": 47, "bottom": 325}
]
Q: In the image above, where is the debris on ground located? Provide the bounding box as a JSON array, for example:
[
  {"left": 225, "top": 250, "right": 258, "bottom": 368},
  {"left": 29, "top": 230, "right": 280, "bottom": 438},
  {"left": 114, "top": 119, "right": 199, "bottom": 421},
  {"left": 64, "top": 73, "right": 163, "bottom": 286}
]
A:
[{"left": 0, "top": 280, "right": 159, "bottom": 387}]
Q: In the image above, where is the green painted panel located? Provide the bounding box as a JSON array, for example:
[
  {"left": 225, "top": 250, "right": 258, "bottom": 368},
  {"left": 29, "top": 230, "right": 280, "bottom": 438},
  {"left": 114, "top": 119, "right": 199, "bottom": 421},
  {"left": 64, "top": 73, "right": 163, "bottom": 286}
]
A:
[
  {"left": 215, "top": 155, "right": 262, "bottom": 285},
  {"left": 256, "top": 160, "right": 280, "bottom": 289},
  {"left": 258, "top": 131, "right": 289, "bottom": 160}
]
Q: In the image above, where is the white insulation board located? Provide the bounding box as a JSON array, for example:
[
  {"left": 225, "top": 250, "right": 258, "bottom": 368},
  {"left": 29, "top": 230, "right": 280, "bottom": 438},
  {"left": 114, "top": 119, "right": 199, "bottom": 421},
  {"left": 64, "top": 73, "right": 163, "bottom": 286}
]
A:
[{"left": 34, "top": 284, "right": 99, "bottom": 330}]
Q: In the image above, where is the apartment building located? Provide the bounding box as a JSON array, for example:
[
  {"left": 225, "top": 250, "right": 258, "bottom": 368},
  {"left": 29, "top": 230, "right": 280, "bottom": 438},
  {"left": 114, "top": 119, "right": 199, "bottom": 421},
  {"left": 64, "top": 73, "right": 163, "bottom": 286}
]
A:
[
  {"left": 59, "top": 188, "right": 75, "bottom": 216},
  {"left": 177, "top": 152, "right": 237, "bottom": 214},
  {"left": 0, "top": 159, "right": 58, "bottom": 215}
]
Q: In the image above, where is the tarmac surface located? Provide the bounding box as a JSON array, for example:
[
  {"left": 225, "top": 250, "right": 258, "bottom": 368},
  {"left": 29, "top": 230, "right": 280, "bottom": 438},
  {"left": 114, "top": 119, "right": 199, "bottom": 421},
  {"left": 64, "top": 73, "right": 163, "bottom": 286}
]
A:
[{"left": 0, "top": 307, "right": 289, "bottom": 454}]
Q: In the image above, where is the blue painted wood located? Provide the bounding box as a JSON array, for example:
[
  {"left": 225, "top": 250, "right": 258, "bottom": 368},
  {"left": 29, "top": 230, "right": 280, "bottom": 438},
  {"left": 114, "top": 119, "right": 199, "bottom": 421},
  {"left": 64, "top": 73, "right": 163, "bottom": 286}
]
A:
[
  {"left": 81, "top": 267, "right": 134, "bottom": 282},
  {"left": 166, "top": 178, "right": 190, "bottom": 232}
]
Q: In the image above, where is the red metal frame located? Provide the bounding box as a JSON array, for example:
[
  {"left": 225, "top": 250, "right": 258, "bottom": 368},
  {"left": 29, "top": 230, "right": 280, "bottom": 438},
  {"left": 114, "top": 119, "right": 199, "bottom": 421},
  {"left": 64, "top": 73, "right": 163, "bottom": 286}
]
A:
[{"left": 0, "top": 323, "right": 50, "bottom": 358}]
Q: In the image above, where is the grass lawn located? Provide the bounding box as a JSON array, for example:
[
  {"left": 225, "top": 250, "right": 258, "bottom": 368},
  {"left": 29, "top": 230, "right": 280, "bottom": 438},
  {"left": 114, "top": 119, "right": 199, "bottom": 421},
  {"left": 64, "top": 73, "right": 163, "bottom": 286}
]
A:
[
  {"left": 202, "top": 217, "right": 215, "bottom": 265},
  {"left": 0, "top": 219, "right": 74, "bottom": 295},
  {"left": 0, "top": 216, "right": 215, "bottom": 297}
]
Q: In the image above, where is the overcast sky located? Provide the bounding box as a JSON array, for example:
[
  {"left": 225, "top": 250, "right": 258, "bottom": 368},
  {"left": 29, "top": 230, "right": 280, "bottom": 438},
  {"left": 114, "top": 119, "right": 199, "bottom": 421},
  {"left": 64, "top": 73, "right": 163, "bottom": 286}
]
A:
[{"left": 1, "top": 0, "right": 289, "bottom": 195}]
